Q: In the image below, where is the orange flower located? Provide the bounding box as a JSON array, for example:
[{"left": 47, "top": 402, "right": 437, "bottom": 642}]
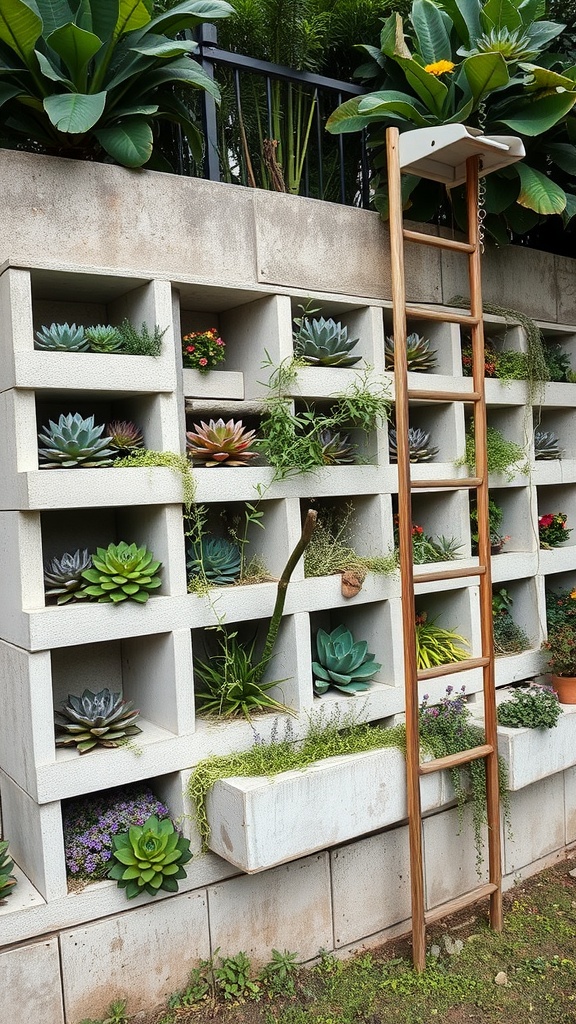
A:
[{"left": 424, "top": 59, "right": 455, "bottom": 76}]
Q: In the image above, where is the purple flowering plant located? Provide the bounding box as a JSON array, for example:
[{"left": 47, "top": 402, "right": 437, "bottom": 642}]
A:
[{"left": 63, "top": 783, "right": 169, "bottom": 882}]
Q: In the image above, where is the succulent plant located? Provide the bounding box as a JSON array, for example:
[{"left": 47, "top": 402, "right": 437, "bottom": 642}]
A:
[
  {"left": 106, "top": 420, "right": 144, "bottom": 453},
  {"left": 108, "top": 814, "right": 192, "bottom": 898},
  {"left": 388, "top": 426, "right": 439, "bottom": 462},
  {"left": 534, "top": 428, "right": 563, "bottom": 460},
  {"left": 187, "top": 536, "right": 242, "bottom": 585},
  {"left": 38, "top": 413, "right": 116, "bottom": 468},
  {"left": 44, "top": 549, "right": 93, "bottom": 604},
  {"left": 0, "top": 840, "right": 17, "bottom": 904},
  {"left": 35, "top": 322, "right": 88, "bottom": 352},
  {"left": 312, "top": 624, "right": 381, "bottom": 695},
  {"left": 80, "top": 542, "right": 162, "bottom": 603},
  {"left": 85, "top": 324, "right": 124, "bottom": 353},
  {"left": 384, "top": 332, "right": 437, "bottom": 373},
  {"left": 293, "top": 316, "right": 362, "bottom": 367},
  {"left": 186, "top": 418, "right": 258, "bottom": 467},
  {"left": 317, "top": 428, "right": 357, "bottom": 465},
  {"left": 55, "top": 688, "right": 142, "bottom": 754}
]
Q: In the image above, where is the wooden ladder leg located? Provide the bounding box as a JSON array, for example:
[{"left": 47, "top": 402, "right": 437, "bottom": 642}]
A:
[
  {"left": 466, "top": 155, "right": 503, "bottom": 932},
  {"left": 386, "top": 126, "right": 426, "bottom": 972}
]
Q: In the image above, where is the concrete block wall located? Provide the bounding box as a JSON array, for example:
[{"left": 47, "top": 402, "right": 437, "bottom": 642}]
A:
[{"left": 0, "top": 150, "right": 575, "bottom": 1022}]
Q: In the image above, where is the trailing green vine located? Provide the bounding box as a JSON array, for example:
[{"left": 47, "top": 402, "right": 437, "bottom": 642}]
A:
[
  {"left": 188, "top": 711, "right": 406, "bottom": 848},
  {"left": 114, "top": 449, "right": 195, "bottom": 512},
  {"left": 457, "top": 423, "right": 528, "bottom": 481},
  {"left": 451, "top": 297, "right": 549, "bottom": 405},
  {"left": 258, "top": 356, "right": 392, "bottom": 479},
  {"left": 304, "top": 504, "right": 397, "bottom": 579}
]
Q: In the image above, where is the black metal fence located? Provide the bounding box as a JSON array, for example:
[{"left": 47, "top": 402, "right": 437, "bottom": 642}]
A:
[{"left": 190, "top": 26, "right": 370, "bottom": 208}]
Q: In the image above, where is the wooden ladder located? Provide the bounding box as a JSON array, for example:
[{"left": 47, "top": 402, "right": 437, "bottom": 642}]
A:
[{"left": 386, "top": 126, "right": 502, "bottom": 971}]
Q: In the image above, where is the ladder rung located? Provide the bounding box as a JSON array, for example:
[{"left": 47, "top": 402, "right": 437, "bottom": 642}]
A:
[
  {"left": 417, "top": 657, "right": 490, "bottom": 681},
  {"left": 411, "top": 477, "right": 482, "bottom": 490},
  {"left": 403, "top": 228, "right": 476, "bottom": 255},
  {"left": 405, "top": 305, "right": 480, "bottom": 326},
  {"left": 407, "top": 390, "right": 481, "bottom": 403},
  {"left": 424, "top": 883, "right": 498, "bottom": 926},
  {"left": 419, "top": 744, "right": 493, "bottom": 775},
  {"left": 414, "top": 565, "right": 486, "bottom": 584}
]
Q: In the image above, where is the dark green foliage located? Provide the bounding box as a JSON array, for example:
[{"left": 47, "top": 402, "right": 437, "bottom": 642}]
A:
[
  {"left": 546, "top": 588, "right": 576, "bottom": 631},
  {"left": 498, "top": 686, "right": 562, "bottom": 729},
  {"left": 214, "top": 952, "right": 260, "bottom": 1001},
  {"left": 109, "top": 815, "right": 192, "bottom": 899},
  {"left": 115, "top": 321, "right": 166, "bottom": 357},
  {"left": 194, "top": 629, "right": 292, "bottom": 718},
  {"left": 544, "top": 343, "right": 576, "bottom": 383},
  {"left": 492, "top": 588, "right": 531, "bottom": 654}
]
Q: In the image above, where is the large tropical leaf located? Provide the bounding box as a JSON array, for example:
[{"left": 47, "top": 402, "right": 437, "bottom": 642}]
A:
[
  {"left": 113, "top": 0, "right": 151, "bottom": 42},
  {"left": 481, "top": 0, "right": 523, "bottom": 33},
  {"left": 438, "top": 0, "right": 481, "bottom": 48},
  {"left": 35, "top": 0, "right": 75, "bottom": 36},
  {"left": 0, "top": 80, "right": 21, "bottom": 106},
  {"left": 43, "top": 89, "right": 107, "bottom": 132},
  {"left": 380, "top": 12, "right": 411, "bottom": 59},
  {"left": 144, "top": 0, "right": 234, "bottom": 38},
  {"left": 35, "top": 47, "right": 74, "bottom": 85},
  {"left": 526, "top": 20, "right": 565, "bottom": 51},
  {"left": 547, "top": 142, "right": 576, "bottom": 175},
  {"left": 515, "top": 162, "right": 566, "bottom": 213},
  {"left": 392, "top": 55, "right": 449, "bottom": 117},
  {"left": 143, "top": 58, "right": 221, "bottom": 101},
  {"left": 519, "top": 63, "right": 576, "bottom": 91},
  {"left": 373, "top": 172, "right": 420, "bottom": 218},
  {"left": 129, "top": 37, "right": 198, "bottom": 59},
  {"left": 411, "top": 0, "right": 452, "bottom": 64},
  {"left": 462, "top": 51, "right": 509, "bottom": 104},
  {"left": 94, "top": 117, "right": 153, "bottom": 165},
  {"left": 326, "top": 95, "right": 391, "bottom": 134},
  {"left": 86, "top": 0, "right": 121, "bottom": 43},
  {"left": 495, "top": 92, "right": 576, "bottom": 135},
  {"left": 358, "top": 90, "right": 434, "bottom": 127},
  {"left": 46, "top": 23, "right": 103, "bottom": 84},
  {"left": 562, "top": 192, "right": 576, "bottom": 226},
  {"left": 0, "top": 0, "right": 42, "bottom": 61}
]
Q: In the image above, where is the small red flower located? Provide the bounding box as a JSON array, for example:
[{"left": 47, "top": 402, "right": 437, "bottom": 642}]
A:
[{"left": 199, "top": 357, "right": 208, "bottom": 367}]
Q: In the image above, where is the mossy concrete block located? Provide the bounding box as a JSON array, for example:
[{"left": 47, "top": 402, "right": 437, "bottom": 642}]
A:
[{"left": 504, "top": 774, "right": 565, "bottom": 874}]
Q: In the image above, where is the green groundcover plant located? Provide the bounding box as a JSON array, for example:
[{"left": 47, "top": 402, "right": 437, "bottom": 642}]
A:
[
  {"left": 0, "top": 0, "right": 233, "bottom": 168},
  {"left": 497, "top": 685, "right": 562, "bottom": 729}
]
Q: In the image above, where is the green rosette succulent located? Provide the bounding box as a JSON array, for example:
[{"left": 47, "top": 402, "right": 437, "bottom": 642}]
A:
[
  {"left": 109, "top": 815, "right": 192, "bottom": 899},
  {"left": 0, "top": 840, "right": 17, "bottom": 904},
  {"left": 35, "top": 323, "right": 88, "bottom": 352},
  {"left": 293, "top": 316, "right": 361, "bottom": 367},
  {"left": 187, "top": 536, "right": 242, "bottom": 585},
  {"left": 80, "top": 542, "right": 162, "bottom": 604},
  {"left": 312, "top": 624, "right": 381, "bottom": 695}
]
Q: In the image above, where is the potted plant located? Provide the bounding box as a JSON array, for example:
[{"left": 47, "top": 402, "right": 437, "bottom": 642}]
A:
[
  {"left": 470, "top": 498, "right": 509, "bottom": 555},
  {"left": 544, "top": 626, "right": 576, "bottom": 703},
  {"left": 538, "top": 512, "right": 572, "bottom": 549},
  {"left": 182, "top": 329, "right": 226, "bottom": 372}
]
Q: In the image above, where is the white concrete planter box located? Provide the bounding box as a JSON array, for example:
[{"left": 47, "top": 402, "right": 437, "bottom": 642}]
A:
[
  {"left": 182, "top": 368, "right": 244, "bottom": 400},
  {"left": 206, "top": 746, "right": 445, "bottom": 873},
  {"left": 8, "top": 350, "right": 177, "bottom": 394},
  {"left": 497, "top": 704, "right": 576, "bottom": 790},
  {"left": 1, "top": 466, "right": 184, "bottom": 511}
]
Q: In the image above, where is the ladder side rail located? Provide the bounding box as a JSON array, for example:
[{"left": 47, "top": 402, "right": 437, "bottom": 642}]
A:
[
  {"left": 466, "top": 154, "right": 503, "bottom": 933},
  {"left": 386, "top": 126, "right": 427, "bottom": 972}
]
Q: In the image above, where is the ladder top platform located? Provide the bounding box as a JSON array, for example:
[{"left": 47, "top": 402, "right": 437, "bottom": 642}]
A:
[{"left": 399, "top": 125, "right": 525, "bottom": 186}]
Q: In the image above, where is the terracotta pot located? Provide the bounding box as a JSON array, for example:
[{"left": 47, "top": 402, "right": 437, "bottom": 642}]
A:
[{"left": 551, "top": 675, "right": 576, "bottom": 704}]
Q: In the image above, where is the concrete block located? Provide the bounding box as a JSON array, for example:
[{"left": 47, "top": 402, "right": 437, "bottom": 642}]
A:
[
  {"left": 0, "top": 151, "right": 258, "bottom": 285},
  {"left": 423, "top": 804, "right": 488, "bottom": 909},
  {"left": 0, "top": 771, "right": 66, "bottom": 900},
  {"left": 564, "top": 765, "right": 576, "bottom": 844},
  {"left": 504, "top": 774, "right": 566, "bottom": 874},
  {"left": 331, "top": 825, "right": 411, "bottom": 947},
  {"left": 0, "top": 641, "right": 52, "bottom": 798},
  {"left": 182, "top": 368, "right": 244, "bottom": 400},
  {"left": 0, "top": 938, "right": 64, "bottom": 1024},
  {"left": 206, "top": 747, "right": 443, "bottom": 872},
  {"left": 441, "top": 242, "right": 558, "bottom": 322},
  {"left": 208, "top": 853, "right": 332, "bottom": 961},
  {"left": 555, "top": 256, "right": 576, "bottom": 324},
  {"left": 498, "top": 706, "right": 576, "bottom": 791},
  {"left": 59, "top": 891, "right": 210, "bottom": 1022}
]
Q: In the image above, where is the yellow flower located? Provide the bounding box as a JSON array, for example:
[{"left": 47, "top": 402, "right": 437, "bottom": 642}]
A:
[
  {"left": 571, "top": 588, "right": 576, "bottom": 599},
  {"left": 424, "top": 59, "right": 456, "bottom": 76}
]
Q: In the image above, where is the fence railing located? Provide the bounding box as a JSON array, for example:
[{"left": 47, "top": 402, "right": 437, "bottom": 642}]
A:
[{"left": 191, "top": 25, "right": 371, "bottom": 208}]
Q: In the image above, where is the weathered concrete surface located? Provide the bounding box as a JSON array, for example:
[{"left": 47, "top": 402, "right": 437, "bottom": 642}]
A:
[
  {"left": 0, "top": 937, "right": 64, "bottom": 1024},
  {"left": 59, "top": 891, "right": 210, "bottom": 1022}
]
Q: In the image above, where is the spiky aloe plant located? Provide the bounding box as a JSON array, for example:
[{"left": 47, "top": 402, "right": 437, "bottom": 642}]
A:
[
  {"left": 44, "top": 549, "right": 92, "bottom": 604},
  {"left": 85, "top": 325, "right": 124, "bottom": 353},
  {"left": 0, "top": 841, "right": 17, "bottom": 904},
  {"left": 35, "top": 322, "right": 88, "bottom": 352},
  {"left": 317, "top": 428, "right": 357, "bottom": 465},
  {"left": 186, "top": 418, "right": 258, "bottom": 467},
  {"left": 109, "top": 815, "right": 192, "bottom": 899},
  {"left": 312, "top": 624, "right": 381, "bottom": 695},
  {"left": 38, "top": 413, "right": 116, "bottom": 468},
  {"left": 55, "top": 688, "right": 142, "bottom": 754},
  {"left": 293, "top": 317, "right": 362, "bottom": 367},
  {"left": 388, "top": 426, "right": 439, "bottom": 463},
  {"left": 534, "top": 429, "right": 563, "bottom": 460},
  {"left": 384, "top": 332, "right": 437, "bottom": 373},
  {"left": 106, "top": 421, "right": 144, "bottom": 454},
  {"left": 80, "top": 542, "right": 162, "bottom": 603},
  {"left": 187, "top": 537, "right": 242, "bottom": 585}
]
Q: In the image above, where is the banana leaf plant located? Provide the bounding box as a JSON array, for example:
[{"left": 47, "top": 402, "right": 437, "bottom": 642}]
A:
[
  {"left": 0, "top": 0, "right": 233, "bottom": 168},
  {"left": 327, "top": 0, "right": 576, "bottom": 240}
]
